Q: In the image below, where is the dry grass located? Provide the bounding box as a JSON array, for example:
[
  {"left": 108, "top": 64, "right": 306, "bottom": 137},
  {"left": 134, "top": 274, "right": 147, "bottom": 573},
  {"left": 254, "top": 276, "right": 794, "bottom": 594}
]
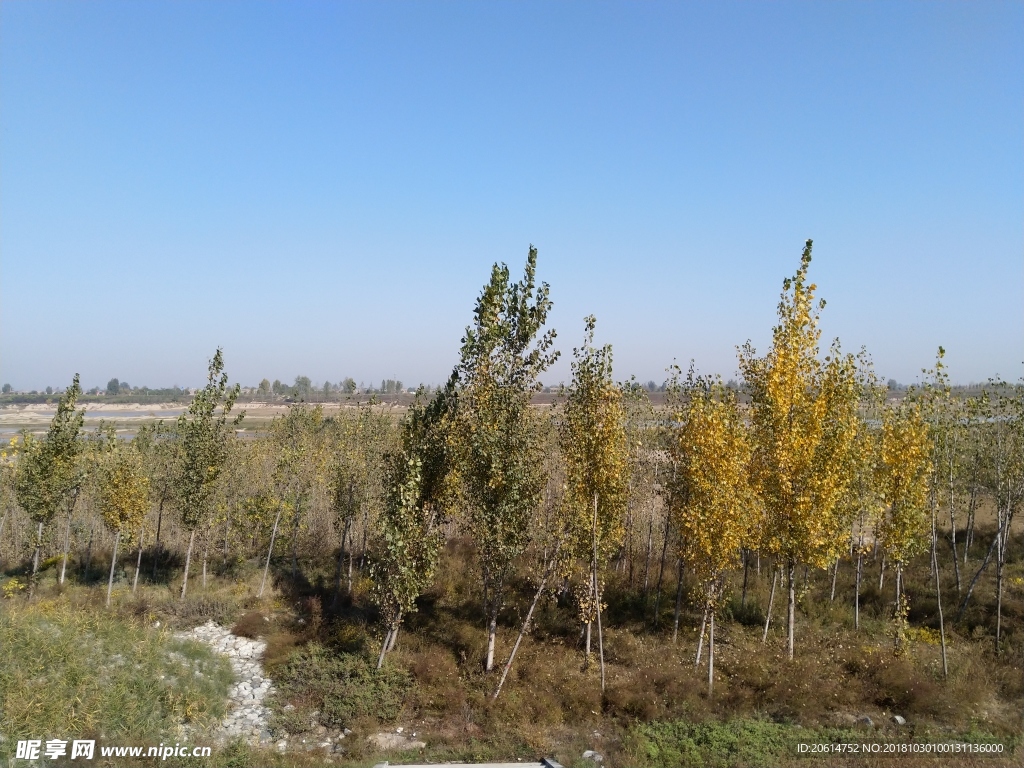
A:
[{"left": 2, "top": 517, "right": 1019, "bottom": 767}]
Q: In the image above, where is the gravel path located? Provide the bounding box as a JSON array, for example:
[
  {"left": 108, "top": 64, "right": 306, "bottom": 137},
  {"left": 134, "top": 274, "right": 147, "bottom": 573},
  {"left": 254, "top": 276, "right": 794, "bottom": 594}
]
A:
[{"left": 175, "top": 621, "right": 275, "bottom": 745}]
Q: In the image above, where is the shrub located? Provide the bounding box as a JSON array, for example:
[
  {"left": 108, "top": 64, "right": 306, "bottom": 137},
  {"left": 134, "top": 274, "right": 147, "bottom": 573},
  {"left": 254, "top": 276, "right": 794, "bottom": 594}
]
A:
[
  {"left": 231, "top": 610, "right": 268, "bottom": 639},
  {"left": 271, "top": 643, "right": 410, "bottom": 730}
]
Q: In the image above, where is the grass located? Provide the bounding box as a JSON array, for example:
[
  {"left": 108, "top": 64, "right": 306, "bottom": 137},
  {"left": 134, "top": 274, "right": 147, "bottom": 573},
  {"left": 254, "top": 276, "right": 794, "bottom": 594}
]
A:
[
  {"left": 0, "top": 597, "right": 234, "bottom": 758},
  {"left": 620, "top": 717, "right": 1018, "bottom": 768}
]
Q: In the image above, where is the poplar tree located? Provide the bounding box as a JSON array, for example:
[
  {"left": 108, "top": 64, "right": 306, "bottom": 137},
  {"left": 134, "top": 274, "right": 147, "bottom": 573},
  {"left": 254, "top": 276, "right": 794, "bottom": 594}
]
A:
[
  {"left": 876, "top": 400, "right": 931, "bottom": 655},
  {"left": 669, "top": 372, "right": 753, "bottom": 695},
  {"left": 14, "top": 374, "right": 85, "bottom": 592},
  {"left": 844, "top": 414, "right": 884, "bottom": 630},
  {"left": 373, "top": 379, "right": 459, "bottom": 668},
  {"left": 97, "top": 437, "right": 150, "bottom": 607},
  {"left": 738, "top": 241, "right": 860, "bottom": 659},
  {"left": 917, "top": 349, "right": 958, "bottom": 671},
  {"left": 330, "top": 403, "right": 393, "bottom": 603},
  {"left": 275, "top": 404, "right": 328, "bottom": 583},
  {"left": 559, "top": 316, "right": 629, "bottom": 690},
  {"left": 174, "top": 349, "right": 241, "bottom": 600},
  {"left": 960, "top": 381, "right": 1023, "bottom": 652},
  {"left": 457, "top": 246, "right": 559, "bottom": 671}
]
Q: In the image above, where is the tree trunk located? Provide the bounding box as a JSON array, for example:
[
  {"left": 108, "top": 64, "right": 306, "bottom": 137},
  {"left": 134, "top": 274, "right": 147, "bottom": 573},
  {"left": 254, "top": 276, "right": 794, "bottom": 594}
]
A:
[
  {"left": 708, "top": 604, "right": 715, "bottom": 697},
  {"left": 855, "top": 553, "right": 863, "bottom": 630},
  {"left": 948, "top": 479, "right": 962, "bottom": 593},
  {"left": 133, "top": 525, "right": 144, "bottom": 593},
  {"left": 957, "top": 530, "right": 999, "bottom": 620},
  {"left": 786, "top": 560, "right": 796, "bottom": 661},
  {"left": 625, "top": 484, "right": 634, "bottom": 587},
  {"left": 596, "top": 574, "right": 606, "bottom": 692},
  {"left": 762, "top": 568, "right": 778, "bottom": 644},
  {"left": 830, "top": 557, "right": 840, "bottom": 602},
  {"left": 493, "top": 538, "right": 562, "bottom": 700},
  {"left": 31, "top": 520, "right": 43, "bottom": 577},
  {"left": 695, "top": 606, "right": 708, "bottom": 666},
  {"left": 59, "top": 504, "right": 73, "bottom": 586},
  {"left": 331, "top": 520, "right": 349, "bottom": 608},
  {"left": 485, "top": 606, "right": 498, "bottom": 672},
  {"left": 964, "top": 468, "right": 979, "bottom": 560},
  {"left": 0, "top": 510, "right": 7, "bottom": 573},
  {"left": 672, "top": 558, "right": 684, "bottom": 644},
  {"left": 106, "top": 530, "right": 121, "bottom": 608},
  {"left": 202, "top": 539, "right": 209, "bottom": 590},
  {"left": 387, "top": 618, "right": 401, "bottom": 652},
  {"left": 931, "top": 507, "right": 948, "bottom": 677},
  {"left": 377, "top": 626, "right": 394, "bottom": 670},
  {"left": 151, "top": 497, "right": 164, "bottom": 580},
  {"left": 82, "top": 529, "right": 93, "bottom": 582},
  {"left": 878, "top": 555, "right": 885, "bottom": 591},
  {"left": 223, "top": 508, "right": 230, "bottom": 566},
  {"left": 652, "top": 508, "right": 671, "bottom": 625},
  {"left": 258, "top": 506, "right": 283, "bottom": 599},
  {"left": 894, "top": 563, "right": 904, "bottom": 655},
  {"left": 359, "top": 506, "right": 369, "bottom": 571},
  {"left": 740, "top": 550, "right": 750, "bottom": 608},
  {"left": 592, "top": 491, "right": 606, "bottom": 691},
  {"left": 642, "top": 516, "right": 653, "bottom": 596},
  {"left": 994, "top": 504, "right": 1013, "bottom": 654},
  {"left": 290, "top": 500, "right": 302, "bottom": 583},
  {"left": 347, "top": 541, "right": 354, "bottom": 594},
  {"left": 180, "top": 528, "right": 196, "bottom": 600}
]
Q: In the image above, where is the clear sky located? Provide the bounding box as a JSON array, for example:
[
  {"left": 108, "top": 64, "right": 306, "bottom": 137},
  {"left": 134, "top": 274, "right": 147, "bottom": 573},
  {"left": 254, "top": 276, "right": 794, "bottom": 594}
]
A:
[{"left": 2, "top": 1, "right": 1021, "bottom": 391}]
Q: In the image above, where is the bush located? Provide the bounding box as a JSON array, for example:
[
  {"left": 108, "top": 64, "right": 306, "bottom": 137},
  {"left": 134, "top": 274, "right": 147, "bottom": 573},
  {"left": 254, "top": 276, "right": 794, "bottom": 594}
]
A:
[
  {"left": 624, "top": 718, "right": 857, "bottom": 768},
  {"left": 231, "top": 610, "right": 269, "bottom": 639},
  {"left": 271, "top": 643, "right": 410, "bottom": 730}
]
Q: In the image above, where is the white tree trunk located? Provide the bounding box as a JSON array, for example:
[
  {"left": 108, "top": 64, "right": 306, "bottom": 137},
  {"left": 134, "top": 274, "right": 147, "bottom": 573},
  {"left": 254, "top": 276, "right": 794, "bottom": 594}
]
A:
[
  {"left": 762, "top": 568, "right": 778, "bottom": 644},
  {"left": 258, "top": 506, "right": 282, "bottom": 599},
  {"left": 180, "top": 528, "right": 196, "bottom": 601},
  {"left": 133, "top": 525, "right": 144, "bottom": 593},
  {"left": 106, "top": 530, "right": 121, "bottom": 608}
]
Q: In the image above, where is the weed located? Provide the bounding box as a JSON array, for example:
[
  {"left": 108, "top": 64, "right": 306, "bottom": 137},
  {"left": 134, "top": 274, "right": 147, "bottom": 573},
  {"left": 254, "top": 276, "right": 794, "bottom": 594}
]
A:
[
  {"left": 269, "top": 642, "right": 411, "bottom": 732},
  {"left": 0, "top": 600, "right": 233, "bottom": 757}
]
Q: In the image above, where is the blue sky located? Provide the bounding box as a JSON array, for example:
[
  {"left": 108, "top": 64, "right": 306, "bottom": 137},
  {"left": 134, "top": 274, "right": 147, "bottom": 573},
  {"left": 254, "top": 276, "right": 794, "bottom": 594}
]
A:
[{"left": 2, "top": 1, "right": 1021, "bottom": 391}]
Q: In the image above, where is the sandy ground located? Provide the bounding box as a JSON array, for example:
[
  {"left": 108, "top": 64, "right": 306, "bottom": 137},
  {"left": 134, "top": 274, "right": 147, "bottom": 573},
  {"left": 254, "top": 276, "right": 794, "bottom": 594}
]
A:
[{"left": 0, "top": 401, "right": 408, "bottom": 435}]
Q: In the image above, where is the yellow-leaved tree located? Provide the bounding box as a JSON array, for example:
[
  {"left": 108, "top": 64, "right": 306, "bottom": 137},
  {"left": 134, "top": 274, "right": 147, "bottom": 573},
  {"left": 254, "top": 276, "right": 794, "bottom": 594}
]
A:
[
  {"left": 559, "top": 316, "right": 630, "bottom": 691},
  {"left": 669, "top": 371, "right": 753, "bottom": 695},
  {"left": 97, "top": 436, "right": 150, "bottom": 608},
  {"left": 876, "top": 399, "right": 931, "bottom": 655},
  {"left": 738, "top": 240, "right": 860, "bottom": 660}
]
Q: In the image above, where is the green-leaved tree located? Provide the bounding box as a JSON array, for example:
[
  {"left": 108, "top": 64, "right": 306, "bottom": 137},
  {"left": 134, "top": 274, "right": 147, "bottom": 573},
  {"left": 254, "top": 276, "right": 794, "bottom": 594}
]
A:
[
  {"left": 14, "top": 374, "right": 85, "bottom": 593},
  {"left": 174, "top": 349, "right": 241, "bottom": 600},
  {"left": 457, "top": 246, "right": 559, "bottom": 671}
]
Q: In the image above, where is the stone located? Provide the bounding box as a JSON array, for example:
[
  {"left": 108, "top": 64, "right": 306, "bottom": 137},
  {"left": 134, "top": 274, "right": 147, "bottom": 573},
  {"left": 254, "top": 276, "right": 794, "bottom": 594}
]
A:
[
  {"left": 369, "top": 732, "right": 426, "bottom": 751},
  {"left": 173, "top": 621, "right": 275, "bottom": 746},
  {"left": 857, "top": 715, "right": 874, "bottom": 727},
  {"left": 582, "top": 750, "right": 603, "bottom": 764},
  {"left": 892, "top": 715, "right": 907, "bottom": 726}
]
